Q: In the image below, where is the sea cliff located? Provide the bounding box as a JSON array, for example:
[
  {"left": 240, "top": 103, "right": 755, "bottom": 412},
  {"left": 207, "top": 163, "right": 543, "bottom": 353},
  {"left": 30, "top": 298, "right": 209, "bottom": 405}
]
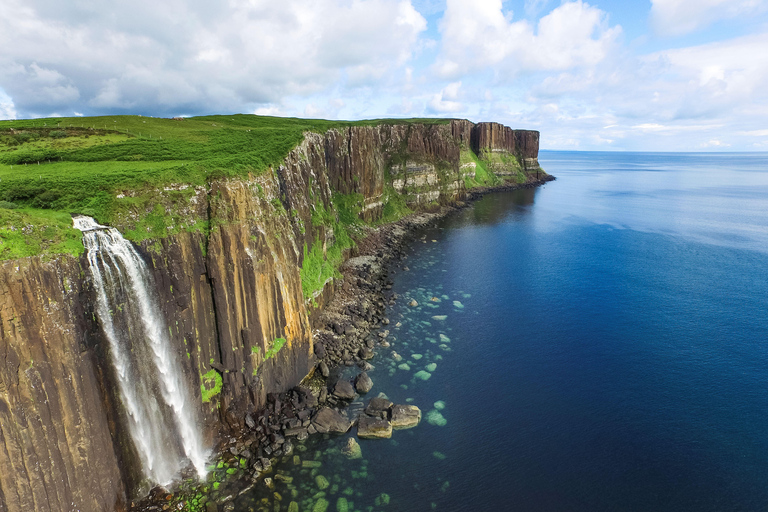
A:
[{"left": 0, "top": 118, "right": 548, "bottom": 512}]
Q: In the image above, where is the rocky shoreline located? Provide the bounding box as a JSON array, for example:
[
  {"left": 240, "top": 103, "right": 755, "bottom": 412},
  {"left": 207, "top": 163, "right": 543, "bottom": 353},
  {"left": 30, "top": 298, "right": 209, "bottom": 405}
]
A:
[{"left": 131, "top": 176, "right": 554, "bottom": 512}]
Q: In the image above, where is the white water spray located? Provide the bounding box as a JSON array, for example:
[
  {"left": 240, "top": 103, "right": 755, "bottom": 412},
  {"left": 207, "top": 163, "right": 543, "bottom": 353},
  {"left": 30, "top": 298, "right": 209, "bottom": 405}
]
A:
[{"left": 75, "top": 216, "right": 208, "bottom": 485}]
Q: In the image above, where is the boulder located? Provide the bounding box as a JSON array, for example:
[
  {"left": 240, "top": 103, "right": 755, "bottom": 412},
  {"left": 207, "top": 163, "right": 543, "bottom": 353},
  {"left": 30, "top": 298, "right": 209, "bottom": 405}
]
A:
[
  {"left": 332, "top": 380, "right": 356, "bottom": 400},
  {"left": 391, "top": 404, "right": 421, "bottom": 429},
  {"left": 312, "top": 408, "right": 352, "bottom": 434},
  {"left": 318, "top": 361, "right": 330, "bottom": 378},
  {"left": 354, "top": 372, "right": 373, "bottom": 394},
  {"left": 357, "top": 416, "right": 392, "bottom": 439},
  {"left": 358, "top": 347, "right": 374, "bottom": 360},
  {"left": 364, "top": 397, "right": 393, "bottom": 418}
]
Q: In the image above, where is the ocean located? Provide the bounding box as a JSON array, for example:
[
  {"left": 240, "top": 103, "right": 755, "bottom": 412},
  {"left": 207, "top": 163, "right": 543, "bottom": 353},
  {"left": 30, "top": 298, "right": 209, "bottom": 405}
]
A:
[{"left": 237, "top": 151, "right": 768, "bottom": 511}]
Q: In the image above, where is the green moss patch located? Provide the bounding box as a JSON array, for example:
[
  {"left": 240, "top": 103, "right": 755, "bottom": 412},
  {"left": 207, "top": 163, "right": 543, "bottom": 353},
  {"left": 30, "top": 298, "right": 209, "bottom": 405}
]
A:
[
  {"left": 265, "top": 337, "right": 287, "bottom": 359},
  {"left": 300, "top": 193, "right": 358, "bottom": 300},
  {"left": 460, "top": 149, "right": 500, "bottom": 188},
  {"left": 200, "top": 369, "right": 222, "bottom": 403}
]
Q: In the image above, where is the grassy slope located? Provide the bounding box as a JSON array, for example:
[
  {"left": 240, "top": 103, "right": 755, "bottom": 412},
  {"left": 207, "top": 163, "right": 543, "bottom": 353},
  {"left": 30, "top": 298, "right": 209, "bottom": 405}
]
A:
[{"left": 0, "top": 114, "right": 450, "bottom": 260}]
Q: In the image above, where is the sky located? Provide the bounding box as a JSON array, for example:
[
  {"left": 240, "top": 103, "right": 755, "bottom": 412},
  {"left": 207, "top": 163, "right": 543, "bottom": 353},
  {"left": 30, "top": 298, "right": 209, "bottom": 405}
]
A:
[{"left": 1, "top": 0, "right": 767, "bottom": 151}]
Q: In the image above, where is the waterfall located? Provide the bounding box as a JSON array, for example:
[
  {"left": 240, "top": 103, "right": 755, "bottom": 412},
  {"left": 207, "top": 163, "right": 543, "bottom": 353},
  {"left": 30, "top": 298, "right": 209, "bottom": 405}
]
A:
[{"left": 74, "top": 215, "right": 208, "bottom": 485}]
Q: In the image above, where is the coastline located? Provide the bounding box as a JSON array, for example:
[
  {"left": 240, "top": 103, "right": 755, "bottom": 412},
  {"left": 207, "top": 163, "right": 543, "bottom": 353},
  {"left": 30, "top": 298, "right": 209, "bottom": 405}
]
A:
[{"left": 131, "top": 175, "right": 556, "bottom": 512}]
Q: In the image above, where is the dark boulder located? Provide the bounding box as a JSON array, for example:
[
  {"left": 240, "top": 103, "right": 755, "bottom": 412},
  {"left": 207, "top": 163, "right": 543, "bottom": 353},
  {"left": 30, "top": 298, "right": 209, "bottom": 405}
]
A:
[
  {"left": 312, "top": 407, "right": 352, "bottom": 434},
  {"left": 364, "top": 397, "right": 393, "bottom": 418},
  {"left": 354, "top": 372, "right": 373, "bottom": 394},
  {"left": 333, "top": 380, "right": 356, "bottom": 400}
]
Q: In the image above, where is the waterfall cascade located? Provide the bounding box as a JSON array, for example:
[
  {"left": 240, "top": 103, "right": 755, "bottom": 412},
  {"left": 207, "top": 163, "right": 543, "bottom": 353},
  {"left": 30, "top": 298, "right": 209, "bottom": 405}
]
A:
[{"left": 74, "top": 215, "right": 208, "bottom": 485}]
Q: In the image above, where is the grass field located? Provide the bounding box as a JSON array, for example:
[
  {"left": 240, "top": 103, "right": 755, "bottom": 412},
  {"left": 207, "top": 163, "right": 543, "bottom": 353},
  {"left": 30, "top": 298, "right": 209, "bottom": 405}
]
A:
[
  {"left": 0, "top": 114, "right": 451, "bottom": 211},
  {"left": 0, "top": 114, "right": 451, "bottom": 259}
]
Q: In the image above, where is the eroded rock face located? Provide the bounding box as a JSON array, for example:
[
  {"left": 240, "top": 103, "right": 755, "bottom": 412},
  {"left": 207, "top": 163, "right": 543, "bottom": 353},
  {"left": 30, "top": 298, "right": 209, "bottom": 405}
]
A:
[
  {"left": 325, "top": 123, "right": 467, "bottom": 216},
  {"left": 471, "top": 122, "right": 541, "bottom": 171},
  {"left": 0, "top": 257, "right": 125, "bottom": 512}
]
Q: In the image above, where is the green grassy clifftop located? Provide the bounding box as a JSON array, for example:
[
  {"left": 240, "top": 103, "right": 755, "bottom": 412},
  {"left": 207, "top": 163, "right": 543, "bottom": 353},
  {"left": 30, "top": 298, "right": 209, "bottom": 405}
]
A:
[
  {"left": 0, "top": 115, "right": 452, "bottom": 259},
  {"left": 0, "top": 114, "right": 544, "bottom": 262}
]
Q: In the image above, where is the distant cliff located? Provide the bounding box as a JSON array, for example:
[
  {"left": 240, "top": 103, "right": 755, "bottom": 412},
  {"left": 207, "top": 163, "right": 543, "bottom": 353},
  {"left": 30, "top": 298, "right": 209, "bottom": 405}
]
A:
[{"left": 0, "top": 118, "right": 546, "bottom": 512}]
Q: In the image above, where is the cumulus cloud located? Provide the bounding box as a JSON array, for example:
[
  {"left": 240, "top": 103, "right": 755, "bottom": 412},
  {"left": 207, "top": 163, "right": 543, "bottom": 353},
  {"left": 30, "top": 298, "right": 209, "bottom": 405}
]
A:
[
  {"left": 0, "top": 0, "right": 427, "bottom": 118},
  {"left": 435, "top": 0, "right": 621, "bottom": 78},
  {"left": 644, "top": 33, "right": 768, "bottom": 119},
  {"left": 494, "top": 26, "right": 768, "bottom": 151},
  {"left": 651, "top": 0, "right": 768, "bottom": 36},
  {"left": 428, "top": 81, "right": 463, "bottom": 112}
]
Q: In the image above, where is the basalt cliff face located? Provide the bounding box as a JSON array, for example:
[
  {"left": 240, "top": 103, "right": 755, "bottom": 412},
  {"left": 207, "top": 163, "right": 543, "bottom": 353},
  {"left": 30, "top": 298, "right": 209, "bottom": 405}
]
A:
[{"left": 0, "top": 120, "right": 546, "bottom": 512}]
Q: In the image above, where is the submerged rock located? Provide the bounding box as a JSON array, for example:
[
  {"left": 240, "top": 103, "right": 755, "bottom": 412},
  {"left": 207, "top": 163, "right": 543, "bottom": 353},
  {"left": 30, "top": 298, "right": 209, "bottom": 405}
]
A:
[
  {"left": 426, "top": 409, "right": 447, "bottom": 427},
  {"left": 312, "top": 498, "right": 330, "bottom": 512},
  {"left": 413, "top": 370, "right": 431, "bottom": 381},
  {"left": 408, "top": 299, "right": 418, "bottom": 307},
  {"left": 315, "top": 475, "right": 330, "bottom": 490},
  {"left": 336, "top": 497, "right": 349, "bottom": 512},
  {"left": 433, "top": 400, "right": 446, "bottom": 410},
  {"left": 341, "top": 438, "right": 363, "bottom": 459},
  {"left": 357, "top": 416, "right": 393, "bottom": 439}
]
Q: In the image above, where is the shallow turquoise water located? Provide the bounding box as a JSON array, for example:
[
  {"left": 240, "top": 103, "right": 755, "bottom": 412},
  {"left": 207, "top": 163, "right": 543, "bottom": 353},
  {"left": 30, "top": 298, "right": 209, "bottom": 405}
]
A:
[{"left": 238, "top": 151, "right": 768, "bottom": 511}]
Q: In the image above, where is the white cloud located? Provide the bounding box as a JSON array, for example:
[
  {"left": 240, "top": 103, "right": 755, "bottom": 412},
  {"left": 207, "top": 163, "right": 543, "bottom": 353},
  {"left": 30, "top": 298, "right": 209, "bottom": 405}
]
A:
[
  {"left": 428, "top": 81, "right": 464, "bottom": 112},
  {"left": 651, "top": 0, "right": 768, "bottom": 36},
  {"left": 253, "top": 105, "right": 286, "bottom": 117},
  {"left": 0, "top": 88, "right": 16, "bottom": 120},
  {"left": 644, "top": 33, "right": 768, "bottom": 119},
  {"left": 435, "top": 0, "right": 621, "bottom": 78},
  {"left": 701, "top": 139, "right": 731, "bottom": 147},
  {"left": 0, "top": 0, "right": 427, "bottom": 117}
]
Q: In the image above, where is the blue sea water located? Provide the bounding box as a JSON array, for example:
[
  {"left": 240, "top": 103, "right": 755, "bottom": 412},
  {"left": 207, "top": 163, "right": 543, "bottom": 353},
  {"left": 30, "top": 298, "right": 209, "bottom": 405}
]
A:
[{"left": 237, "top": 151, "right": 768, "bottom": 511}]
